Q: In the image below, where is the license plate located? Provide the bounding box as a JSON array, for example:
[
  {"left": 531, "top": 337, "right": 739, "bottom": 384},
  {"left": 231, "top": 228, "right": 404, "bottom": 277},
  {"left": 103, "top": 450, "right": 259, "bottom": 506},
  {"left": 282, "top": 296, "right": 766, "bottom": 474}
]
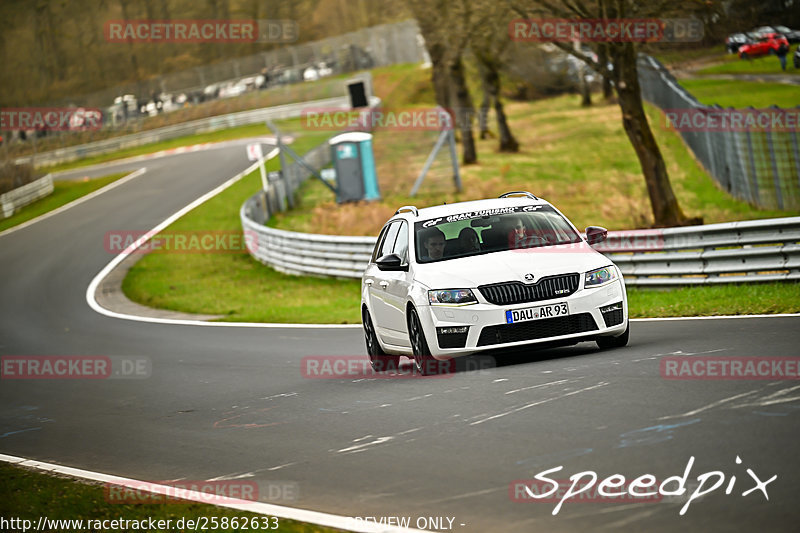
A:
[{"left": 506, "top": 302, "right": 569, "bottom": 324}]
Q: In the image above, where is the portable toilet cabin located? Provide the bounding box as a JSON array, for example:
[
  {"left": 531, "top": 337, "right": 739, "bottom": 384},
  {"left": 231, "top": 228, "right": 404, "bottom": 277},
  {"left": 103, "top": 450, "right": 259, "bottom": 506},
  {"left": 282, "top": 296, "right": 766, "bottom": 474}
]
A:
[{"left": 329, "top": 131, "right": 380, "bottom": 203}]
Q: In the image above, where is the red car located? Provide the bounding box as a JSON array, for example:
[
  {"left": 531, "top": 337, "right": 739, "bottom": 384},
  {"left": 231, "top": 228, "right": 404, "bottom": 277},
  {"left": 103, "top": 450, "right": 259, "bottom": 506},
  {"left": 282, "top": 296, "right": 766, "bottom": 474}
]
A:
[{"left": 738, "top": 33, "right": 790, "bottom": 59}]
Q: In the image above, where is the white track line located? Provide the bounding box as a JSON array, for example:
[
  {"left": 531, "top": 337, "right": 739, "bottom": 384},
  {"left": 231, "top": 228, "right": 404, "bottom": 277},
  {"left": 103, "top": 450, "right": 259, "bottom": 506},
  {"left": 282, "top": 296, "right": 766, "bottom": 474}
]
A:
[
  {"left": 0, "top": 454, "right": 425, "bottom": 533},
  {"left": 49, "top": 136, "right": 282, "bottom": 179},
  {"left": 84, "top": 150, "right": 357, "bottom": 329},
  {"left": 631, "top": 313, "right": 800, "bottom": 321},
  {"left": 0, "top": 168, "right": 147, "bottom": 239}
]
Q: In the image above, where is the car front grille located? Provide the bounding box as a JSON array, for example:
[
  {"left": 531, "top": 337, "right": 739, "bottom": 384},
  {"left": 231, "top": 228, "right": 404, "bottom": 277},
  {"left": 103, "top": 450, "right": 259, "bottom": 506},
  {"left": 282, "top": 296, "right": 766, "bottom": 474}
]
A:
[
  {"left": 479, "top": 273, "right": 580, "bottom": 306},
  {"left": 477, "top": 313, "right": 597, "bottom": 347}
]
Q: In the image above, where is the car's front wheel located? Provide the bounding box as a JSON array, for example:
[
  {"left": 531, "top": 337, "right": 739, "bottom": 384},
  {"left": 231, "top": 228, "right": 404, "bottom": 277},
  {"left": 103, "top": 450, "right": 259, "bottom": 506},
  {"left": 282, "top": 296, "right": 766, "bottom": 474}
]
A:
[
  {"left": 363, "top": 307, "right": 400, "bottom": 372},
  {"left": 407, "top": 307, "right": 440, "bottom": 375},
  {"left": 596, "top": 320, "right": 629, "bottom": 349}
]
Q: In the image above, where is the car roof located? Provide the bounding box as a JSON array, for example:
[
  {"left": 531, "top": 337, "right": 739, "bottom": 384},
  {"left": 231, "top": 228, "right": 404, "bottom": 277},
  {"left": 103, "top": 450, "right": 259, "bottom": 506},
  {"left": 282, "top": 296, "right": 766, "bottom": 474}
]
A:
[{"left": 396, "top": 196, "right": 553, "bottom": 222}]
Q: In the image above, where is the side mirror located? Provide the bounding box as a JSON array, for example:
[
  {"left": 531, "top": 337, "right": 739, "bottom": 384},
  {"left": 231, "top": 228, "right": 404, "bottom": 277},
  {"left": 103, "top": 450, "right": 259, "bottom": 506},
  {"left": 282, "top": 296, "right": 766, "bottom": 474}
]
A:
[
  {"left": 376, "top": 253, "right": 408, "bottom": 271},
  {"left": 585, "top": 226, "right": 608, "bottom": 245}
]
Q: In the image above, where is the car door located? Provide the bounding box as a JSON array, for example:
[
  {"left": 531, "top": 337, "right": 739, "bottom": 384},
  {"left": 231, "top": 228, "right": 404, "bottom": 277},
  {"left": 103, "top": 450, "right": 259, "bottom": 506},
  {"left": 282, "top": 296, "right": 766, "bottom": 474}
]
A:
[
  {"left": 380, "top": 221, "right": 412, "bottom": 347},
  {"left": 367, "top": 221, "right": 401, "bottom": 344}
]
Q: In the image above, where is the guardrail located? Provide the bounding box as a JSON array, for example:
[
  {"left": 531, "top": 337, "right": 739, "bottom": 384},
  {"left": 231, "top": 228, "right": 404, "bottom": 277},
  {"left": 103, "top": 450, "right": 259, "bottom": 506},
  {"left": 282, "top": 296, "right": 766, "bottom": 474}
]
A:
[
  {"left": 16, "top": 96, "right": 352, "bottom": 168},
  {"left": 241, "top": 209, "right": 800, "bottom": 285},
  {"left": 595, "top": 217, "right": 800, "bottom": 286},
  {"left": 1, "top": 174, "right": 53, "bottom": 218}
]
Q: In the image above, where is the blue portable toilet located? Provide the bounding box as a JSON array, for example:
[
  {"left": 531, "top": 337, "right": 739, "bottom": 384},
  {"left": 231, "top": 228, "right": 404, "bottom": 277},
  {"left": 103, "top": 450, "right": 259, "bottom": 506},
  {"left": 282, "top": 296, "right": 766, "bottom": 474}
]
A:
[{"left": 329, "top": 132, "right": 380, "bottom": 203}]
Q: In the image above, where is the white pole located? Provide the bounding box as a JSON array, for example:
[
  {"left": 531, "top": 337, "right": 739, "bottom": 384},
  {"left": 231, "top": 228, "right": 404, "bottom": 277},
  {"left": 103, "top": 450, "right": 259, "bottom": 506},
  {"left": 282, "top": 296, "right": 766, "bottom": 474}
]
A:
[{"left": 258, "top": 152, "right": 268, "bottom": 191}]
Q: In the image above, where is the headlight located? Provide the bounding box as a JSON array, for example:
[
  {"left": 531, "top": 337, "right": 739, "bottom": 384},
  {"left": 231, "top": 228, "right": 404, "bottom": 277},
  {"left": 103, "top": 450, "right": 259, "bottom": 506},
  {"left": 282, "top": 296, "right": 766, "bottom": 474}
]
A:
[
  {"left": 585, "top": 266, "right": 617, "bottom": 287},
  {"left": 428, "top": 289, "right": 477, "bottom": 305}
]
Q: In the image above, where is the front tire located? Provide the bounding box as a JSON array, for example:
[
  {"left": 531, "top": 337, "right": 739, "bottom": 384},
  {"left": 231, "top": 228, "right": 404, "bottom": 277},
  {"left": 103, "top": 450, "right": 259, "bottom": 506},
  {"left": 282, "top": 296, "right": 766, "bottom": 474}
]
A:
[
  {"left": 597, "top": 320, "right": 630, "bottom": 349},
  {"left": 407, "top": 307, "right": 440, "bottom": 375},
  {"left": 363, "top": 307, "right": 400, "bottom": 372}
]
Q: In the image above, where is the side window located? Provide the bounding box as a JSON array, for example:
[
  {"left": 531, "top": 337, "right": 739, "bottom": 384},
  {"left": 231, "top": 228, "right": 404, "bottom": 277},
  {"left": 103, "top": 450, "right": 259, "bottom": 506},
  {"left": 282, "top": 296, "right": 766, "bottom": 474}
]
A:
[
  {"left": 392, "top": 221, "right": 409, "bottom": 263},
  {"left": 371, "top": 224, "right": 390, "bottom": 263},
  {"left": 377, "top": 221, "right": 400, "bottom": 259}
]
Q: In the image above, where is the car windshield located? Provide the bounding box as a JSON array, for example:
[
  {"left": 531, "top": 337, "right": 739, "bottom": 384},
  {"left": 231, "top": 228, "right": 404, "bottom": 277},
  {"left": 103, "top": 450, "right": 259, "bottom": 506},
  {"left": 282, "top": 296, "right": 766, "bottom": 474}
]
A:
[{"left": 414, "top": 205, "right": 582, "bottom": 263}]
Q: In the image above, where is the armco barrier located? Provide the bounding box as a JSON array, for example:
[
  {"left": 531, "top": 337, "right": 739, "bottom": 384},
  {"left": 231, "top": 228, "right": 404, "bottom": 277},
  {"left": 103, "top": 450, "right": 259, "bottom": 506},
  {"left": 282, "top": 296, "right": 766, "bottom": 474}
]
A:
[
  {"left": 595, "top": 217, "right": 800, "bottom": 285},
  {"left": 241, "top": 207, "right": 800, "bottom": 285},
  {"left": 1, "top": 174, "right": 53, "bottom": 218},
  {"left": 16, "top": 96, "right": 353, "bottom": 168}
]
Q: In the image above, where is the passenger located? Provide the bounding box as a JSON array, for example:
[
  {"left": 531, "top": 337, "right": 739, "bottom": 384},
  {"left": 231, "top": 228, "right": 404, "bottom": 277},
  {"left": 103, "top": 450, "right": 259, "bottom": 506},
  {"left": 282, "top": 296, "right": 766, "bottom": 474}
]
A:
[{"left": 508, "top": 216, "right": 529, "bottom": 248}]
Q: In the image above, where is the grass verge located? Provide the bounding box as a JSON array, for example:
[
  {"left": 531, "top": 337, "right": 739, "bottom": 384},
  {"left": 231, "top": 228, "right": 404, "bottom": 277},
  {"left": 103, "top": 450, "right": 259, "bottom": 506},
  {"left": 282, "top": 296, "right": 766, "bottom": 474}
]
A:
[
  {"left": 694, "top": 53, "right": 800, "bottom": 77},
  {"left": 627, "top": 283, "right": 800, "bottom": 318},
  {"left": 1, "top": 463, "right": 338, "bottom": 533},
  {"left": 676, "top": 78, "right": 800, "bottom": 108},
  {"left": 0, "top": 172, "right": 130, "bottom": 233}
]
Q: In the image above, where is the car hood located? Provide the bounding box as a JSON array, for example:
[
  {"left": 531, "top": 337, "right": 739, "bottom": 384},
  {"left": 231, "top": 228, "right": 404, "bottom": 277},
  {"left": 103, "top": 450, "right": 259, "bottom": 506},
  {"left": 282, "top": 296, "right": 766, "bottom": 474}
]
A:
[{"left": 414, "top": 242, "right": 613, "bottom": 289}]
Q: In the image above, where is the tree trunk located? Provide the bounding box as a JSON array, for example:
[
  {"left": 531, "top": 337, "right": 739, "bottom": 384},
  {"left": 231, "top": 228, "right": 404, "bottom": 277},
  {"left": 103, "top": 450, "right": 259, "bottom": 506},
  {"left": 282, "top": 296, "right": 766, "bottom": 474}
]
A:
[
  {"left": 494, "top": 97, "right": 519, "bottom": 152},
  {"left": 615, "top": 45, "right": 699, "bottom": 227},
  {"left": 477, "top": 62, "right": 491, "bottom": 139},
  {"left": 429, "top": 43, "right": 451, "bottom": 110},
  {"left": 597, "top": 44, "right": 614, "bottom": 101},
  {"left": 578, "top": 66, "right": 592, "bottom": 107},
  {"left": 448, "top": 57, "right": 477, "bottom": 164},
  {"left": 485, "top": 61, "right": 518, "bottom": 152},
  {"left": 477, "top": 53, "right": 518, "bottom": 152},
  {"left": 479, "top": 88, "right": 491, "bottom": 140}
]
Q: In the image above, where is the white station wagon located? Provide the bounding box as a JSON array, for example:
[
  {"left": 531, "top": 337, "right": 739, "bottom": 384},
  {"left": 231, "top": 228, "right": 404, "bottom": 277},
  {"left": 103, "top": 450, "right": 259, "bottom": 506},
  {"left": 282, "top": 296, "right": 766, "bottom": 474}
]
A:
[{"left": 361, "top": 192, "right": 629, "bottom": 374}]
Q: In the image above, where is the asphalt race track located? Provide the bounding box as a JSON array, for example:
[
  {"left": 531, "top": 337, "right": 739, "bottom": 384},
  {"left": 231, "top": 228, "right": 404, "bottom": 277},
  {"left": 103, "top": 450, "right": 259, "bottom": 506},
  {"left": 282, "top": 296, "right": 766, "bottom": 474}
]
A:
[{"left": 1, "top": 144, "right": 799, "bottom": 532}]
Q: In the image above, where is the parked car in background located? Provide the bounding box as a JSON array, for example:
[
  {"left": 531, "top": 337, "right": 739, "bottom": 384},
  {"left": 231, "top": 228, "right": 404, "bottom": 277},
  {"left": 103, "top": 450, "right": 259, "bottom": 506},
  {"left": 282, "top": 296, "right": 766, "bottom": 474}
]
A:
[
  {"left": 738, "top": 33, "right": 790, "bottom": 59},
  {"left": 725, "top": 32, "right": 758, "bottom": 53},
  {"left": 752, "top": 25, "right": 800, "bottom": 44}
]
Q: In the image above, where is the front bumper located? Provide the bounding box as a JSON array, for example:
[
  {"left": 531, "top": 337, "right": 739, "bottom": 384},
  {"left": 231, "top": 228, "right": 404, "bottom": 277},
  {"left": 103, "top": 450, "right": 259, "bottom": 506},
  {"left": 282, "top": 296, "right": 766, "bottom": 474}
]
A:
[{"left": 418, "top": 279, "right": 628, "bottom": 358}]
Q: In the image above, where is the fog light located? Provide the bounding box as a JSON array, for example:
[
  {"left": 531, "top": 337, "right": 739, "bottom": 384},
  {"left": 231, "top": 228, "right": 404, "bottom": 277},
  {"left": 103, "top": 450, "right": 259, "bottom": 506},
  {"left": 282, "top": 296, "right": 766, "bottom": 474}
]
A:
[
  {"left": 437, "top": 326, "right": 469, "bottom": 335},
  {"left": 600, "top": 302, "right": 624, "bottom": 327},
  {"left": 436, "top": 326, "right": 470, "bottom": 349}
]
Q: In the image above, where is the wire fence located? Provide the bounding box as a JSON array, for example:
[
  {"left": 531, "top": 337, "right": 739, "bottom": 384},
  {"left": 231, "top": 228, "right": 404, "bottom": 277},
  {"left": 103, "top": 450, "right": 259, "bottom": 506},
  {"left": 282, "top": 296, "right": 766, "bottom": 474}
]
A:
[
  {"left": 48, "top": 20, "right": 424, "bottom": 111},
  {"left": 638, "top": 54, "right": 800, "bottom": 211},
  {"left": 2, "top": 20, "right": 425, "bottom": 161}
]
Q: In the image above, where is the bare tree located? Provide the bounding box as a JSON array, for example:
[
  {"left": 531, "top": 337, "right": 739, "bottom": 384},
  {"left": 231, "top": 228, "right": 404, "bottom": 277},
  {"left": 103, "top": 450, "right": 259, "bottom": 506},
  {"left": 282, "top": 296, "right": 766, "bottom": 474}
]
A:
[
  {"left": 510, "top": 0, "right": 705, "bottom": 227},
  {"left": 471, "top": 2, "right": 520, "bottom": 152},
  {"left": 406, "top": 0, "right": 478, "bottom": 164}
]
